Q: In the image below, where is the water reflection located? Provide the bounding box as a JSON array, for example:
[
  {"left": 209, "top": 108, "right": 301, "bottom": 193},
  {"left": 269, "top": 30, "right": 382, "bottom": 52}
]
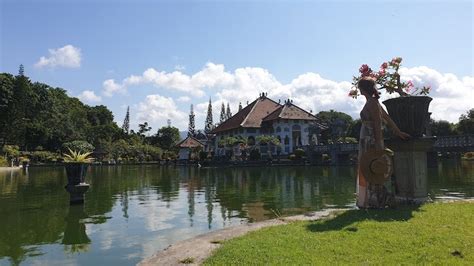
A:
[
  {"left": 0, "top": 161, "right": 472, "bottom": 265},
  {"left": 62, "top": 206, "right": 91, "bottom": 253}
]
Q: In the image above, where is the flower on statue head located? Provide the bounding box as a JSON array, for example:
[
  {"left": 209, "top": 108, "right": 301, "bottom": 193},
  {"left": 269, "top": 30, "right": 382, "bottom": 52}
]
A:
[
  {"left": 359, "top": 64, "right": 372, "bottom": 76},
  {"left": 350, "top": 57, "right": 431, "bottom": 98}
]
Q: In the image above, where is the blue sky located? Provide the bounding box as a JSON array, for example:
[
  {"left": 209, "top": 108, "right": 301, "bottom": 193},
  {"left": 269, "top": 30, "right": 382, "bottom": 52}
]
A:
[{"left": 1, "top": 0, "right": 473, "bottom": 130}]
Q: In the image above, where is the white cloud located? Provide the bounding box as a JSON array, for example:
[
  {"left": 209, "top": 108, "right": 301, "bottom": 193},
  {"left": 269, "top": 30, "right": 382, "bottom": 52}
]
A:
[
  {"left": 109, "top": 63, "right": 473, "bottom": 129},
  {"left": 103, "top": 79, "right": 126, "bottom": 97},
  {"left": 397, "top": 67, "right": 473, "bottom": 122},
  {"left": 35, "top": 45, "right": 81, "bottom": 68},
  {"left": 136, "top": 95, "right": 187, "bottom": 129},
  {"left": 177, "top": 96, "right": 191, "bottom": 103},
  {"left": 174, "top": 65, "right": 186, "bottom": 71},
  {"left": 77, "top": 90, "right": 102, "bottom": 103}
]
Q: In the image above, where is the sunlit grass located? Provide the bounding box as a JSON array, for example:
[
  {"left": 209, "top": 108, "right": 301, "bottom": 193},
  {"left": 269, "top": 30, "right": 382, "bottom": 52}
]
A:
[{"left": 205, "top": 202, "right": 474, "bottom": 265}]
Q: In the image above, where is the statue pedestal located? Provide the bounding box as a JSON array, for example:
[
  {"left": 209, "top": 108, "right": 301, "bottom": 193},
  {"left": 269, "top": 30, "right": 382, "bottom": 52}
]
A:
[
  {"left": 65, "top": 183, "right": 90, "bottom": 205},
  {"left": 385, "top": 137, "right": 435, "bottom": 204}
]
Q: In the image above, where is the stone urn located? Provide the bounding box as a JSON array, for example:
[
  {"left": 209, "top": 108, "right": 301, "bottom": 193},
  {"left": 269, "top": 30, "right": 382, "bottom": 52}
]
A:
[
  {"left": 64, "top": 163, "right": 90, "bottom": 205},
  {"left": 65, "top": 163, "right": 89, "bottom": 185},
  {"left": 382, "top": 96, "right": 432, "bottom": 138}
]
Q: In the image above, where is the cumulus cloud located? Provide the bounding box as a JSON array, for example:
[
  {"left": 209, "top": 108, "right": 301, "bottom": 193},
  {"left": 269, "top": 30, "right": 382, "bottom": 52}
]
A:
[
  {"left": 35, "top": 45, "right": 81, "bottom": 68},
  {"left": 103, "top": 79, "right": 126, "bottom": 97},
  {"left": 102, "top": 62, "right": 234, "bottom": 97},
  {"left": 177, "top": 96, "right": 191, "bottom": 103},
  {"left": 110, "top": 63, "right": 472, "bottom": 129},
  {"left": 136, "top": 95, "right": 187, "bottom": 129},
  {"left": 77, "top": 90, "right": 102, "bottom": 103},
  {"left": 397, "top": 66, "right": 473, "bottom": 122}
]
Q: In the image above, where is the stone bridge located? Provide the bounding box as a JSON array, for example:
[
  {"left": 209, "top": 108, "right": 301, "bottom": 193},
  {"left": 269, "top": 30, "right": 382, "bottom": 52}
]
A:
[{"left": 306, "top": 134, "right": 474, "bottom": 165}]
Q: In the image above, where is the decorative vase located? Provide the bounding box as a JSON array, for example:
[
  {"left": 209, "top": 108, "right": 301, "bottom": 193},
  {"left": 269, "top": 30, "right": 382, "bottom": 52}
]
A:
[
  {"left": 65, "top": 163, "right": 89, "bottom": 185},
  {"left": 382, "top": 96, "right": 432, "bottom": 138}
]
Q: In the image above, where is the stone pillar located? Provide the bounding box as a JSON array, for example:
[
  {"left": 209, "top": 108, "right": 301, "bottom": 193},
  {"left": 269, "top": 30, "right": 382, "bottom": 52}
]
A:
[
  {"left": 65, "top": 183, "right": 90, "bottom": 205},
  {"left": 385, "top": 137, "right": 436, "bottom": 204}
]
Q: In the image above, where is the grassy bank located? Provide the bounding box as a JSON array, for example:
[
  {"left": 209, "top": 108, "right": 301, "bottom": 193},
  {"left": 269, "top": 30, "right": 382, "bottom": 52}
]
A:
[{"left": 205, "top": 202, "right": 473, "bottom": 265}]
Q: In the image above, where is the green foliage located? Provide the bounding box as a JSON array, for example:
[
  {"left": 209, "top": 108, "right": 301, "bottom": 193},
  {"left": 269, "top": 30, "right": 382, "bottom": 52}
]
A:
[
  {"left": 457, "top": 109, "right": 474, "bottom": 134},
  {"left": 0, "top": 70, "right": 122, "bottom": 151},
  {"left": 256, "top": 135, "right": 280, "bottom": 145},
  {"left": 199, "top": 151, "right": 208, "bottom": 161},
  {"left": 218, "top": 136, "right": 246, "bottom": 147},
  {"left": 2, "top": 145, "right": 20, "bottom": 158},
  {"left": 294, "top": 148, "right": 305, "bottom": 159},
  {"left": 205, "top": 202, "right": 474, "bottom": 265},
  {"left": 0, "top": 156, "right": 8, "bottom": 166},
  {"left": 63, "top": 148, "right": 93, "bottom": 163},
  {"left": 30, "top": 151, "right": 60, "bottom": 163},
  {"left": 154, "top": 126, "right": 180, "bottom": 150},
  {"left": 249, "top": 149, "right": 261, "bottom": 161},
  {"left": 63, "top": 141, "right": 95, "bottom": 153},
  {"left": 430, "top": 119, "right": 457, "bottom": 136},
  {"left": 315, "top": 110, "right": 353, "bottom": 143}
]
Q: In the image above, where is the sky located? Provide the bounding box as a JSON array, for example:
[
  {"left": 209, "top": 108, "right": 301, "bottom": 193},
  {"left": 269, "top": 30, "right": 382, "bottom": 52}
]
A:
[{"left": 1, "top": 0, "right": 473, "bottom": 131}]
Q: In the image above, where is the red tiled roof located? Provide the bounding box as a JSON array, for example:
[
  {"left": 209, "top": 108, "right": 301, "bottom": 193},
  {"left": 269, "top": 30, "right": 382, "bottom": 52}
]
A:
[
  {"left": 176, "top": 136, "right": 204, "bottom": 148},
  {"left": 210, "top": 96, "right": 281, "bottom": 133},
  {"left": 262, "top": 102, "right": 317, "bottom": 121}
]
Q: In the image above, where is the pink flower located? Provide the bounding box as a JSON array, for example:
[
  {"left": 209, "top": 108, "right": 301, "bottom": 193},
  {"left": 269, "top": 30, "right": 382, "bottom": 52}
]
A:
[
  {"left": 380, "top": 62, "right": 388, "bottom": 69},
  {"left": 404, "top": 86, "right": 411, "bottom": 93},
  {"left": 407, "top": 80, "right": 414, "bottom": 88},
  {"left": 359, "top": 64, "right": 370, "bottom": 74},
  {"left": 378, "top": 69, "right": 386, "bottom": 77}
]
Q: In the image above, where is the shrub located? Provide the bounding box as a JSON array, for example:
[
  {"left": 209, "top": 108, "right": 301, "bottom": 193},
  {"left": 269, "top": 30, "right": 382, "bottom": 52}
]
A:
[
  {"left": 199, "top": 151, "right": 208, "bottom": 161},
  {"left": 2, "top": 145, "right": 19, "bottom": 159},
  {"left": 249, "top": 149, "right": 261, "bottom": 161},
  {"left": 30, "top": 151, "right": 60, "bottom": 163},
  {"left": 0, "top": 157, "right": 8, "bottom": 167},
  {"left": 63, "top": 141, "right": 95, "bottom": 153},
  {"left": 294, "top": 148, "right": 306, "bottom": 159},
  {"left": 464, "top": 152, "right": 474, "bottom": 159},
  {"left": 289, "top": 154, "right": 296, "bottom": 160}
]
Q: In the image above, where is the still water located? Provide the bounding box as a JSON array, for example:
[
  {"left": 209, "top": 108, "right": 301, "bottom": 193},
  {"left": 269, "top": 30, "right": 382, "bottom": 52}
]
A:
[{"left": 1, "top": 161, "right": 473, "bottom": 265}]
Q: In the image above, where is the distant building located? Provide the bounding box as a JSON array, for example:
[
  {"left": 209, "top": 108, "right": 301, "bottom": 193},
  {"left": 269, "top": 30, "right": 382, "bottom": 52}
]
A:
[
  {"left": 210, "top": 93, "right": 325, "bottom": 155},
  {"left": 176, "top": 136, "right": 204, "bottom": 160}
]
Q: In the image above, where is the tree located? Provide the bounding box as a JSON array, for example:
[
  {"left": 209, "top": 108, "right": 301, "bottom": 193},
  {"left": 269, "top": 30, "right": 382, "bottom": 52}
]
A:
[
  {"left": 220, "top": 102, "right": 226, "bottom": 124},
  {"left": 430, "top": 120, "right": 456, "bottom": 136},
  {"left": 122, "top": 106, "right": 130, "bottom": 134},
  {"left": 155, "top": 126, "right": 180, "bottom": 150},
  {"left": 226, "top": 103, "right": 232, "bottom": 119},
  {"left": 238, "top": 102, "right": 243, "bottom": 112},
  {"left": 188, "top": 104, "right": 195, "bottom": 136},
  {"left": 204, "top": 98, "right": 213, "bottom": 134},
  {"left": 315, "top": 110, "right": 353, "bottom": 143},
  {"left": 138, "top": 122, "right": 152, "bottom": 137},
  {"left": 457, "top": 109, "right": 474, "bottom": 134}
]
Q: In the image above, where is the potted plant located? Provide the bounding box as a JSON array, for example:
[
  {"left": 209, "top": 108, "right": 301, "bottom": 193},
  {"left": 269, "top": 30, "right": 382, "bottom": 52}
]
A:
[
  {"left": 349, "top": 57, "right": 432, "bottom": 137},
  {"left": 63, "top": 148, "right": 93, "bottom": 185}
]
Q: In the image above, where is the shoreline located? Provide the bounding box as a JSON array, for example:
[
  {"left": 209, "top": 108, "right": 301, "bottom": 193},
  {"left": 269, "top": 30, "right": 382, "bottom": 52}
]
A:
[
  {"left": 138, "top": 208, "right": 347, "bottom": 266},
  {"left": 139, "top": 198, "right": 474, "bottom": 266},
  {"left": 0, "top": 166, "right": 21, "bottom": 171}
]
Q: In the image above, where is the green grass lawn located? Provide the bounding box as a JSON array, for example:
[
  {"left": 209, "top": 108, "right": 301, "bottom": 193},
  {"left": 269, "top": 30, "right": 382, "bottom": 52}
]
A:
[{"left": 205, "top": 202, "right": 474, "bottom": 265}]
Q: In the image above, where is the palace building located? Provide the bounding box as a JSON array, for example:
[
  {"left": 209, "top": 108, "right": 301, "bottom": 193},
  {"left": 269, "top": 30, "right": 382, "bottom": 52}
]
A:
[{"left": 210, "top": 93, "right": 325, "bottom": 155}]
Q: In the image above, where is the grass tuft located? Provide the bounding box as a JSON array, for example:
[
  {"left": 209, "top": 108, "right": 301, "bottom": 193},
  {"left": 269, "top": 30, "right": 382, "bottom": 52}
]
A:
[{"left": 179, "top": 257, "right": 195, "bottom": 264}]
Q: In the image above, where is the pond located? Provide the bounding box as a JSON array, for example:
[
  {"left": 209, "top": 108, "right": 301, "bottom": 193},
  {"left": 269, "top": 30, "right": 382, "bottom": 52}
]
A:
[{"left": 1, "top": 161, "right": 473, "bottom": 265}]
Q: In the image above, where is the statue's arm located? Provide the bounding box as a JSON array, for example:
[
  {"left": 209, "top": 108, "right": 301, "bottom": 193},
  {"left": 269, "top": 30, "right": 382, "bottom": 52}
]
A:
[{"left": 380, "top": 105, "right": 410, "bottom": 139}]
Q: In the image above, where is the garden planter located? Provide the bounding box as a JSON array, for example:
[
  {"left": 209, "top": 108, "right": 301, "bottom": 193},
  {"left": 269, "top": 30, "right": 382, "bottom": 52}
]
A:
[
  {"left": 65, "top": 163, "right": 89, "bottom": 185},
  {"left": 382, "top": 96, "right": 432, "bottom": 138}
]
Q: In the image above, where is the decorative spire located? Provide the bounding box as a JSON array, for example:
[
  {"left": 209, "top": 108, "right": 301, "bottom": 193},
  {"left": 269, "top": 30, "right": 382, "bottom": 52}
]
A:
[
  {"left": 188, "top": 104, "right": 195, "bottom": 137},
  {"left": 204, "top": 98, "right": 213, "bottom": 134},
  {"left": 122, "top": 106, "right": 130, "bottom": 134}
]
